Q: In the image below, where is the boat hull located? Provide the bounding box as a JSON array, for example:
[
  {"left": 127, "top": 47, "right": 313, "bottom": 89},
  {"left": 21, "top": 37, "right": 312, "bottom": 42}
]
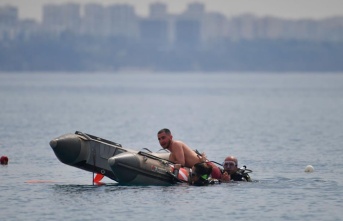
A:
[
  {"left": 50, "top": 131, "right": 182, "bottom": 185},
  {"left": 108, "top": 151, "right": 184, "bottom": 185}
]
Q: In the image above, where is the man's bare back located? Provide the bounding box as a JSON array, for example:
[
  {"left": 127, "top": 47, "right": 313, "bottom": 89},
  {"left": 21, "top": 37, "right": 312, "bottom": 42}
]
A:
[{"left": 168, "top": 140, "right": 202, "bottom": 168}]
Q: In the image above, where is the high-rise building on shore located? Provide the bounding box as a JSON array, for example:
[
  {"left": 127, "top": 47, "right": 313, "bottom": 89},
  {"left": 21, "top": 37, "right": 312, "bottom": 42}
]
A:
[
  {"left": 149, "top": 2, "right": 168, "bottom": 19},
  {"left": 0, "top": 5, "right": 19, "bottom": 40},
  {"left": 0, "top": 5, "right": 18, "bottom": 26},
  {"left": 83, "top": 3, "right": 105, "bottom": 36},
  {"left": 105, "top": 4, "right": 138, "bottom": 38},
  {"left": 42, "top": 3, "right": 81, "bottom": 33},
  {"left": 0, "top": 3, "right": 342, "bottom": 42}
]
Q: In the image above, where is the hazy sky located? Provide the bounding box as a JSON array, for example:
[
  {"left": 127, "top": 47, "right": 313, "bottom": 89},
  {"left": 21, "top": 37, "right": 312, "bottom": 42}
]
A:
[{"left": 1, "top": 0, "right": 343, "bottom": 21}]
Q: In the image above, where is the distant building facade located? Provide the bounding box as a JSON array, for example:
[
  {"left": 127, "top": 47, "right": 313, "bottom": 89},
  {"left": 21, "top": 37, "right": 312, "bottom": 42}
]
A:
[
  {"left": 42, "top": 3, "right": 81, "bottom": 33},
  {"left": 83, "top": 3, "right": 106, "bottom": 36},
  {"left": 105, "top": 4, "right": 138, "bottom": 38},
  {"left": 0, "top": 5, "right": 18, "bottom": 40},
  {"left": 0, "top": 3, "right": 342, "bottom": 43}
]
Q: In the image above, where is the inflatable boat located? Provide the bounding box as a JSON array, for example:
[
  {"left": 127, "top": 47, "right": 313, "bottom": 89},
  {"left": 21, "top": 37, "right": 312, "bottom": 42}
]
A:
[{"left": 49, "top": 131, "right": 190, "bottom": 185}]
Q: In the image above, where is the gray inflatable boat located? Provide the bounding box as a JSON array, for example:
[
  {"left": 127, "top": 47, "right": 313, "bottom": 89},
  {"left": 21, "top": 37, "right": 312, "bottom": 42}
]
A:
[{"left": 50, "top": 131, "right": 190, "bottom": 185}]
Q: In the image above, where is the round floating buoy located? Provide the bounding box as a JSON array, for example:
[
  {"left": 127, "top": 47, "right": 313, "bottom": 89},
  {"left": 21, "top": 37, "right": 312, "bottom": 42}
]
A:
[
  {"left": 0, "top": 156, "right": 9, "bottom": 165},
  {"left": 304, "top": 165, "right": 314, "bottom": 173}
]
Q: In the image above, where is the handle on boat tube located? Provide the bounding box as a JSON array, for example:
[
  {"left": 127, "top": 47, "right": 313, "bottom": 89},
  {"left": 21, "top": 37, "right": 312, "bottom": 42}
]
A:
[
  {"left": 167, "top": 171, "right": 183, "bottom": 183},
  {"left": 173, "top": 164, "right": 181, "bottom": 177}
]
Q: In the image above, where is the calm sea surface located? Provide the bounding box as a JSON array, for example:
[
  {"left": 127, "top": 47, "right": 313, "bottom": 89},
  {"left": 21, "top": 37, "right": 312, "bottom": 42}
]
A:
[{"left": 1, "top": 72, "right": 343, "bottom": 221}]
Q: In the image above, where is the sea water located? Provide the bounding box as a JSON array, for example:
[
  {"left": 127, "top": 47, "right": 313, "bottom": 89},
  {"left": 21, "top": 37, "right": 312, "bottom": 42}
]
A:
[{"left": 0, "top": 72, "right": 342, "bottom": 221}]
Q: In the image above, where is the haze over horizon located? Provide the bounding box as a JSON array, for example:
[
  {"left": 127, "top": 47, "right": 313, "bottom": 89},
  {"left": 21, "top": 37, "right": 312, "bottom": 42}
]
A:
[{"left": 1, "top": 0, "right": 343, "bottom": 21}]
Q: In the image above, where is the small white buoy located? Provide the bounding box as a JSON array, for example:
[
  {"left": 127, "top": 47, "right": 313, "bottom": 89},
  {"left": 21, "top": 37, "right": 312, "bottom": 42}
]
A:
[{"left": 304, "top": 165, "right": 314, "bottom": 173}]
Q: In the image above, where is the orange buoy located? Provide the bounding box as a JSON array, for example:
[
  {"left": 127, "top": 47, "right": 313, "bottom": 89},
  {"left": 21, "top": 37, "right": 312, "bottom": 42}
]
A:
[{"left": 1, "top": 156, "right": 8, "bottom": 165}]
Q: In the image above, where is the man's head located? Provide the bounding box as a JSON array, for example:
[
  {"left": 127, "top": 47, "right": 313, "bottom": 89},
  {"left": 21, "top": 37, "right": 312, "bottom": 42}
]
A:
[
  {"left": 190, "top": 162, "right": 212, "bottom": 185},
  {"left": 223, "top": 156, "right": 238, "bottom": 174},
  {"left": 193, "top": 162, "right": 212, "bottom": 178},
  {"left": 157, "top": 128, "right": 173, "bottom": 149}
]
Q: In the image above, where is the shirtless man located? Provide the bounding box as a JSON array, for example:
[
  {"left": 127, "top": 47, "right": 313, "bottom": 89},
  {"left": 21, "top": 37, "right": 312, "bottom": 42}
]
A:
[{"left": 157, "top": 128, "right": 203, "bottom": 168}]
